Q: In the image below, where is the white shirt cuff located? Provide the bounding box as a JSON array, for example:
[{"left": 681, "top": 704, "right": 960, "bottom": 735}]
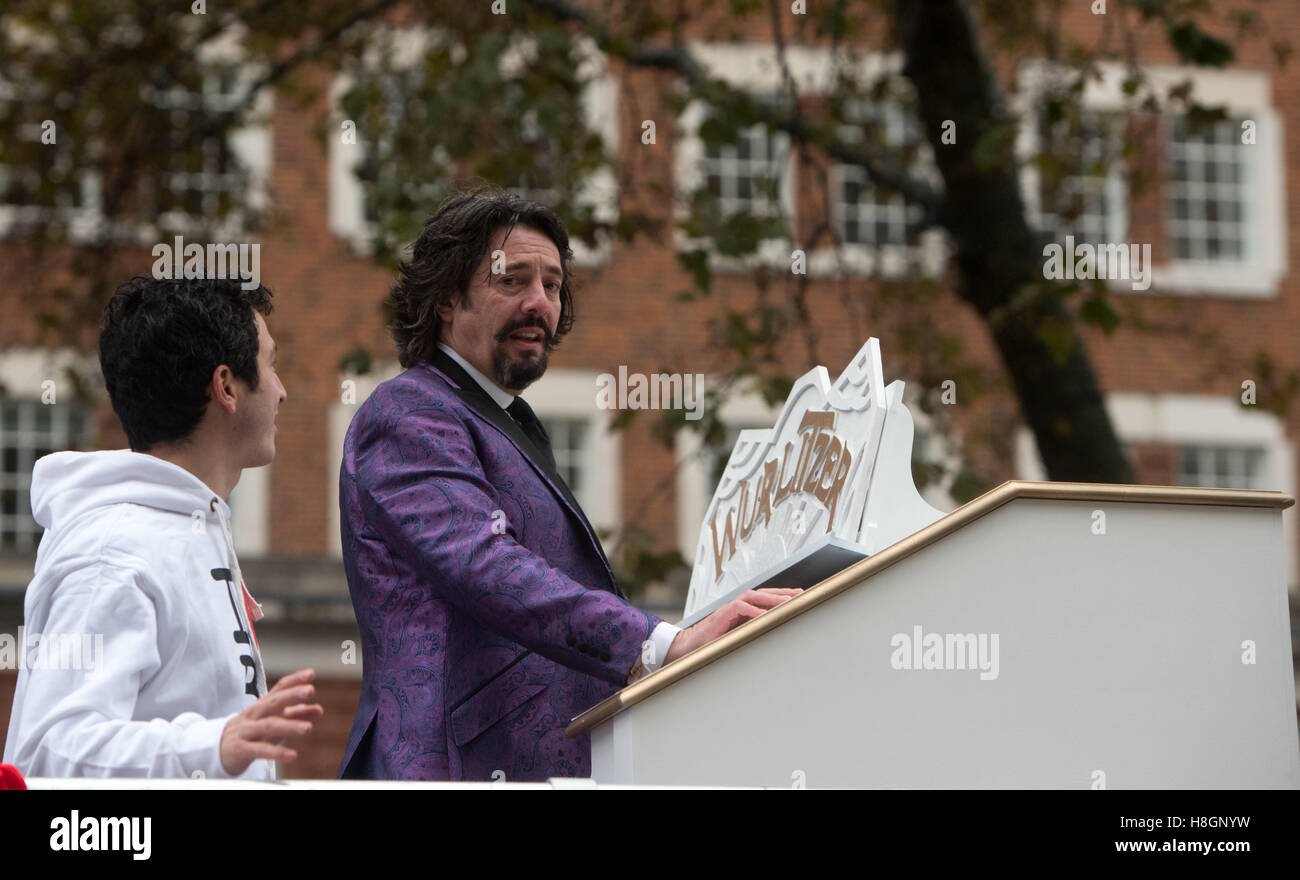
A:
[{"left": 644, "top": 621, "right": 681, "bottom": 674}]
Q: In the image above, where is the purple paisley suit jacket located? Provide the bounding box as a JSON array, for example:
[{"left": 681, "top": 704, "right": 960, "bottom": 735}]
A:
[{"left": 337, "top": 349, "right": 660, "bottom": 781}]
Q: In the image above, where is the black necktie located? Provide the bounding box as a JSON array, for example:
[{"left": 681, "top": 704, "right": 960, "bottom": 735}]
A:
[{"left": 507, "top": 397, "right": 557, "bottom": 474}]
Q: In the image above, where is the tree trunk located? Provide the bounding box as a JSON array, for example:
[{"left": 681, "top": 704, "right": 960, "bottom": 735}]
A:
[{"left": 897, "top": 0, "right": 1134, "bottom": 483}]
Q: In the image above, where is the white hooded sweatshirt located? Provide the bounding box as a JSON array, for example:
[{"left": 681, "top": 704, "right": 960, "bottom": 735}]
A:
[{"left": 3, "top": 449, "right": 273, "bottom": 780}]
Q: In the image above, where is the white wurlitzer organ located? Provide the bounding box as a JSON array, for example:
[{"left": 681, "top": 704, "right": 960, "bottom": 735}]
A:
[{"left": 569, "top": 338, "right": 1300, "bottom": 789}]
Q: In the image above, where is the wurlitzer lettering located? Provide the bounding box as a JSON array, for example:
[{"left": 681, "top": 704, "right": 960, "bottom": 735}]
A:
[{"left": 709, "top": 409, "right": 853, "bottom": 582}]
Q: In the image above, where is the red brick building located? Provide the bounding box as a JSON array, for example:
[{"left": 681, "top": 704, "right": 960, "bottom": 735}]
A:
[{"left": 1, "top": 5, "right": 1297, "bottom": 778}]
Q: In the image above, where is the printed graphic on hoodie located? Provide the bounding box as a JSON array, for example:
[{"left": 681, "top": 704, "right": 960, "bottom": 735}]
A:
[{"left": 211, "top": 567, "right": 261, "bottom": 698}]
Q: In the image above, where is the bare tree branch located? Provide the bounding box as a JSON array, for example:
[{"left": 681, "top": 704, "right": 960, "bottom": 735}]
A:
[{"left": 521, "top": 0, "right": 945, "bottom": 223}]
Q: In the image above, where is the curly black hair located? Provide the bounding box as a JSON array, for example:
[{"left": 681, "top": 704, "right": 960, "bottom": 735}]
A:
[
  {"left": 99, "top": 274, "right": 274, "bottom": 451},
  {"left": 388, "top": 187, "right": 576, "bottom": 368}
]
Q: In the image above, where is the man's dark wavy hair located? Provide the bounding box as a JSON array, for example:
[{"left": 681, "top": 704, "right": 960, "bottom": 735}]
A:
[
  {"left": 388, "top": 187, "right": 576, "bottom": 368},
  {"left": 99, "top": 274, "right": 274, "bottom": 451}
]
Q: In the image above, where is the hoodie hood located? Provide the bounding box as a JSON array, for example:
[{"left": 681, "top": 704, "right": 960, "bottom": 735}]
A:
[{"left": 31, "top": 449, "right": 231, "bottom": 533}]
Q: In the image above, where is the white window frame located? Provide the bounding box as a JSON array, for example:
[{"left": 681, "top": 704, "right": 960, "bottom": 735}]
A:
[
  {"left": 694, "top": 117, "right": 792, "bottom": 219},
  {"left": 1174, "top": 444, "right": 1268, "bottom": 490},
  {"left": 1024, "top": 110, "right": 1129, "bottom": 247},
  {"left": 822, "top": 95, "right": 946, "bottom": 278},
  {"left": 1014, "top": 392, "right": 1297, "bottom": 587},
  {"left": 1017, "top": 62, "right": 1130, "bottom": 250},
  {"left": 0, "top": 348, "right": 100, "bottom": 553},
  {"left": 0, "top": 79, "right": 102, "bottom": 239},
  {"left": 675, "top": 42, "right": 946, "bottom": 277},
  {"left": 328, "top": 29, "right": 619, "bottom": 266},
  {"left": 672, "top": 44, "right": 807, "bottom": 272},
  {"left": 1017, "top": 60, "right": 1286, "bottom": 298},
  {"left": 150, "top": 27, "right": 273, "bottom": 242},
  {"left": 1165, "top": 114, "right": 1250, "bottom": 267},
  {"left": 675, "top": 97, "right": 796, "bottom": 271},
  {"left": 141, "top": 69, "right": 273, "bottom": 241},
  {"left": 1157, "top": 73, "right": 1284, "bottom": 296},
  {"left": 524, "top": 369, "right": 622, "bottom": 541},
  {"left": 0, "top": 22, "right": 101, "bottom": 239},
  {"left": 226, "top": 463, "right": 270, "bottom": 558}
]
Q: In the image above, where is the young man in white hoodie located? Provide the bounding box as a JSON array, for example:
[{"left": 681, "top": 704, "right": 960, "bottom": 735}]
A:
[{"left": 3, "top": 274, "right": 323, "bottom": 780}]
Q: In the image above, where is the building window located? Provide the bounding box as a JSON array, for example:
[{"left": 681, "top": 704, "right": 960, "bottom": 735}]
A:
[
  {"left": 1019, "top": 61, "right": 1284, "bottom": 296},
  {"left": 523, "top": 369, "right": 621, "bottom": 539},
  {"left": 1, "top": 66, "right": 267, "bottom": 240},
  {"left": 146, "top": 69, "right": 253, "bottom": 231},
  {"left": 837, "top": 164, "right": 923, "bottom": 247},
  {"left": 1036, "top": 110, "right": 1125, "bottom": 245},
  {"left": 330, "top": 32, "right": 617, "bottom": 262},
  {"left": 501, "top": 99, "right": 563, "bottom": 208},
  {"left": 541, "top": 416, "right": 589, "bottom": 500},
  {"left": 701, "top": 122, "right": 790, "bottom": 220},
  {"left": 225, "top": 464, "right": 270, "bottom": 558},
  {"left": 834, "top": 101, "right": 930, "bottom": 248},
  {"left": 0, "top": 399, "right": 92, "bottom": 552},
  {"left": 351, "top": 68, "right": 451, "bottom": 228},
  {"left": 1167, "top": 115, "right": 1247, "bottom": 263},
  {"left": 1176, "top": 445, "right": 1266, "bottom": 491},
  {"left": 0, "top": 81, "right": 98, "bottom": 234}
]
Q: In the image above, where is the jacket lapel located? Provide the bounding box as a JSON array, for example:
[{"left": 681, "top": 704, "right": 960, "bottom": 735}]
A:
[{"left": 424, "top": 350, "right": 625, "bottom": 599}]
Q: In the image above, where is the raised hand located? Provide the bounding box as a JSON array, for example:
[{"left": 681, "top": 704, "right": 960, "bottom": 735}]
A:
[{"left": 219, "top": 668, "right": 325, "bottom": 776}]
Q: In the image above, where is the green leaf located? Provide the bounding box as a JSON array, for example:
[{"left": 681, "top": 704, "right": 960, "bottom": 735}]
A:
[
  {"left": 1185, "top": 102, "right": 1229, "bottom": 134},
  {"left": 677, "top": 249, "right": 712, "bottom": 294},
  {"left": 949, "top": 468, "right": 994, "bottom": 505},
  {"left": 1167, "top": 21, "right": 1234, "bottom": 68},
  {"left": 1079, "top": 292, "right": 1120, "bottom": 335},
  {"left": 971, "top": 121, "right": 1018, "bottom": 174},
  {"left": 756, "top": 374, "right": 794, "bottom": 407},
  {"left": 713, "top": 212, "right": 767, "bottom": 257},
  {"left": 697, "top": 112, "right": 744, "bottom": 149},
  {"left": 610, "top": 408, "right": 639, "bottom": 431},
  {"left": 1036, "top": 319, "right": 1076, "bottom": 366},
  {"left": 337, "top": 347, "right": 373, "bottom": 375}
]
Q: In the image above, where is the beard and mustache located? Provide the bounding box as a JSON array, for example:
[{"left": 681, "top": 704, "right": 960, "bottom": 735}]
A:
[{"left": 492, "top": 315, "right": 556, "bottom": 391}]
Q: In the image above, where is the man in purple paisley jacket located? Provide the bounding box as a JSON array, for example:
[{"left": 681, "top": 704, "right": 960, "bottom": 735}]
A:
[{"left": 338, "top": 190, "right": 798, "bottom": 781}]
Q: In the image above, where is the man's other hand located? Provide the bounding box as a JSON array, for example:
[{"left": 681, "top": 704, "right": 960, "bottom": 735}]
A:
[
  {"left": 219, "top": 667, "right": 325, "bottom": 776},
  {"left": 663, "top": 588, "right": 802, "bottom": 665}
]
